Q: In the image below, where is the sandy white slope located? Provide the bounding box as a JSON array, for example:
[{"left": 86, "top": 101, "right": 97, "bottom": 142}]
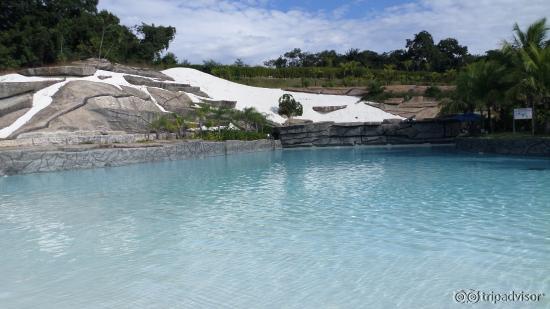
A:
[{"left": 162, "top": 68, "right": 401, "bottom": 124}]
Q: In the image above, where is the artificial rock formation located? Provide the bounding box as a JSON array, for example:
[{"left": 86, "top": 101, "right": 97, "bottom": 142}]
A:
[
  {"left": 112, "top": 63, "right": 174, "bottom": 81},
  {"left": 72, "top": 58, "right": 174, "bottom": 81},
  {"left": 124, "top": 75, "right": 190, "bottom": 90},
  {"left": 147, "top": 87, "right": 194, "bottom": 115},
  {"left": 120, "top": 86, "right": 151, "bottom": 101},
  {"left": 0, "top": 79, "right": 63, "bottom": 130},
  {"left": 11, "top": 80, "right": 163, "bottom": 137},
  {"left": 19, "top": 66, "right": 96, "bottom": 77},
  {"left": 0, "top": 80, "right": 61, "bottom": 99},
  {"left": 0, "top": 139, "right": 282, "bottom": 176},
  {"left": 199, "top": 98, "right": 237, "bottom": 109},
  {"left": 312, "top": 105, "right": 347, "bottom": 113},
  {"left": 277, "top": 119, "right": 461, "bottom": 147},
  {"left": 123, "top": 75, "right": 210, "bottom": 97},
  {"left": 0, "top": 93, "right": 33, "bottom": 117}
]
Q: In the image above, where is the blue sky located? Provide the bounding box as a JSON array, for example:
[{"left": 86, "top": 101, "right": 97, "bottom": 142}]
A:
[
  {"left": 263, "top": 0, "right": 410, "bottom": 18},
  {"left": 98, "top": 0, "right": 550, "bottom": 64}
]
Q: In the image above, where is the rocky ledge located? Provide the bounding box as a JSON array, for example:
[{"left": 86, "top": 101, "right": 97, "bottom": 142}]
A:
[
  {"left": 276, "top": 119, "right": 461, "bottom": 147},
  {"left": 0, "top": 139, "right": 282, "bottom": 176},
  {"left": 19, "top": 65, "right": 97, "bottom": 77}
]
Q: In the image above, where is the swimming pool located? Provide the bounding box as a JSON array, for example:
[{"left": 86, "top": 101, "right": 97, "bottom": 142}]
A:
[{"left": 1, "top": 146, "right": 549, "bottom": 308}]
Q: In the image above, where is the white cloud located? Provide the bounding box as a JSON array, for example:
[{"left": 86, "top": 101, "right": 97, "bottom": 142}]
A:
[{"left": 98, "top": 0, "right": 550, "bottom": 64}]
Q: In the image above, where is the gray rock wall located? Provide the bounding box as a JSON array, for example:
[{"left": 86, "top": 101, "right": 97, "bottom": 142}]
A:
[
  {"left": 0, "top": 139, "right": 282, "bottom": 176},
  {"left": 19, "top": 66, "right": 96, "bottom": 77},
  {"left": 0, "top": 93, "right": 33, "bottom": 117},
  {"left": 124, "top": 75, "right": 190, "bottom": 91},
  {"left": 456, "top": 138, "right": 550, "bottom": 156},
  {"left": 277, "top": 120, "right": 460, "bottom": 147},
  {"left": 0, "top": 132, "right": 161, "bottom": 148},
  {"left": 0, "top": 80, "right": 61, "bottom": 99}
]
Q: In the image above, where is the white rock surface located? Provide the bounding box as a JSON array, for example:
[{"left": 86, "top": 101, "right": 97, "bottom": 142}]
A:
[{"left": 162, "top": 68, "right": 402, "bottom": 124}]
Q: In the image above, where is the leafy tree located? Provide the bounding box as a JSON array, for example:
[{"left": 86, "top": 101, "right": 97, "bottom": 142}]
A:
[
  {"left": 234, "top": 58, "right": 247, "bottom": 67},
  {"left": 135, "top": 23, "right": 176, "bottom": 62},
  {"left": 264, "top": 56, "right": 287, "bottom": 68},
  {"left": 278, "top": 94, "right": 303, "bottom": 119},
  {"left": 0, "top": 1, "right": 176, "bottom": 69},
  {"left": 502, "top": 18, "right": 550, "bottom": 133},
  {"left": 455, "top": 60, "right": 511, "bottom": 132},
  {"left": 156, "top": 52, "right": 178, "bottom": 68},
  {"left": 435, "top": 38, "right": 468, "bottom": 71},
  {"left": 283, "top": 48, "right": 303, "bottom": 67},
  {"left": 202, "top": 59, "right": 222, "bottom": 73},
  {"left": 511, "top": 18, "right": 549, "bottom": 50},
  {"left": 406, "top": 31, "right": 438, "bottom": 70}
]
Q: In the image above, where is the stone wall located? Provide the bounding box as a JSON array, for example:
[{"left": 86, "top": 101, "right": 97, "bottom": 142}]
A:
[
  {"left": 277, "top": 120, "right": 460, "bottom": 147},
  {"left": 0, "top": 139, "right": 282, "bottom": 176},
  {"left": 456, "top": 138, "right": 550, "bottom": 156},
  {"left": 0, "top": 131, "right": 163, "bottom": 148}
]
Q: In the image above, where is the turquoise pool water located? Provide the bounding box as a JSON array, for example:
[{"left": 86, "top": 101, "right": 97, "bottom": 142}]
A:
[{"left": 0, "top": 146, "right": 549, "bottom": 308}]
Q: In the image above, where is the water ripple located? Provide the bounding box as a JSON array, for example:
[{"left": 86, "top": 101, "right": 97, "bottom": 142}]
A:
[{"left": 0, "top": 147, "right": 549, "bottom": 308}]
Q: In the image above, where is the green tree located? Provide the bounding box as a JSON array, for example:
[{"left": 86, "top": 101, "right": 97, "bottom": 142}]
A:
[
  {"left": 435, "top": 38, "right": 468, "bottom": 71},
  {"left": 406, "top": 31, "right": 439, "bottom": 71},
  {"left": 517, "top": 44, "right": 550, "bottom": 133},
  {"left": 135, "top": 23, "right": 176, "bottom": 62},
  {"left": 0, "top": 1, "right": 176, "bottom": 69},
  {"left": 278, "top": 94, "right": 303, "bottom": 119},
  {"left": 504, "top": 18, "right": 550, "bottom": 133},
  {"left": 156, "top": 52, "right": 178, "bottom": 68},
  {"left": 459, "top": 60, "right": 511, "bottom": 132},
  {"left": 511, "top": 18, "right": 549, "bottom": 50}
]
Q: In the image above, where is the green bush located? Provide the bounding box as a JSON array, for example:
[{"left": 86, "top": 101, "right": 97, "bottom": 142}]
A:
[
  {"left": 278, "top": 94, "right": 303, "bottom": 118},
  {"left": 361, "top": 80, "right": 388, "bottom": 101},
  {"left": 185, "top": 65, "right": 456, "bottom": 85},
  {"left": 425, "top": 86, "right": 443, "bottom": 98},
  {"left": 201, "top": 130, "right": 269, "bottom": 141}
]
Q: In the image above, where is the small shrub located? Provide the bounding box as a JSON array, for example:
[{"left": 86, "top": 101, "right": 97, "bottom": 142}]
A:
[
  {"left": 361, "top": 79, "right": 388, "bottom": 102},
  {"left": 425, "top": 86, "right": 443, "bottom": 98},
  {"left": 201, "top": 129, "right": 268, "bottom": 141},
  {"left": 278, "top": 94, "right": 303, "bottom": 119}
]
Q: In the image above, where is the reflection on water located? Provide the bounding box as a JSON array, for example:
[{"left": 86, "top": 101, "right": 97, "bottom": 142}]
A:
[{"left": 0, "top": 147, "right": 549, "bottom": 308}]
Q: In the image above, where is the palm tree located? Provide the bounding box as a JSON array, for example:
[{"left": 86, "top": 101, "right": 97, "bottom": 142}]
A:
[
  {"left": 441, "top": 69, "right": 476, "bottom": 115},
  {"left": 212, "top": 107, "right": 231, "bottom": 137},
  {"left": 195, "top": 105, "right": 211, "bottom": 137},
  {"left": 171, "top": 113, "right": 187, "bottom": 139},
  {"left": 505, "top": 18, "right": 550, "bottom": 133},
  {"left": 453, "top": 60, "right": 510, "bottom": 132},
  {"left": 519, "top": 44, "right": 550, "bottom": 133},
  {"left": 241, "top": 107, "right": 263, "bottom": 132},
  {"left": 511, "top": 18, "right": 549, "bottom": 50}
]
